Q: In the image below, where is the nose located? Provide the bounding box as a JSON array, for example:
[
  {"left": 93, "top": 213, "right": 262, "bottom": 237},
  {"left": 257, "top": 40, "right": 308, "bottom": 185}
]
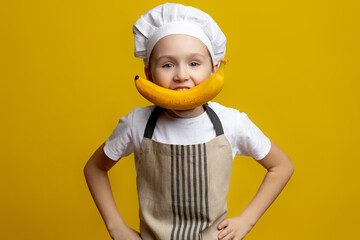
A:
[{"left": 173, "top": 65, "right": 189, "bottom": 82}]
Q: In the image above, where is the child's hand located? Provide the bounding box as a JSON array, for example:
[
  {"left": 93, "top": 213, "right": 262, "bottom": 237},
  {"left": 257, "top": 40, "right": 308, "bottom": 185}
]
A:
[
  {"left": 109, "top": 225, "right": 142, "bottom": 240},
  {"left": 217, "top": 216, "right": 254, "bottom": 240}
]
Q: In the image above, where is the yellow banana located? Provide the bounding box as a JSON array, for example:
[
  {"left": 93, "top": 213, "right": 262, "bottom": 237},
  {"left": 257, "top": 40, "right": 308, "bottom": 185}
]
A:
[{"left": 135, "top": 59, "right": 228, "bottom": 110}]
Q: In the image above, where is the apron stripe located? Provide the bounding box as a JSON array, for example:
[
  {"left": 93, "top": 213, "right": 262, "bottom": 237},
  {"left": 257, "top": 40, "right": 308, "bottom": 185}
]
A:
[
  {"left": 198, "top": 144, "right": 205, "bottom": 235},
  {"left": 192, "top": 144, "right": 199, "bottom": 240},
  {"left": 186, "top": 145, "right": 193, "bottom": 240},
  {"left": 170, "top": 145, "right": 176, "bottom": 240},
  {"left": 175, "top": 145, "right": 182, "bottom": 240},
  {"left": 181, "top": 145, "right": 188, "bottom": 239},
  {"left": 203, "top": 143, "right": 210, "bottom": 228}
]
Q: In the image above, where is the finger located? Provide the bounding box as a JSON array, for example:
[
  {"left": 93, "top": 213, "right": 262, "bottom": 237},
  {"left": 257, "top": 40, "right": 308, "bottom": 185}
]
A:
[
  {"left": 218, "top": 219, "right": 229, "bottom": 230},
  {"left": 218, "top": 226, "right": 232, "bottom": 239},
  {"left": 220, "top": 230, "right": 235, "bottom": 240}
]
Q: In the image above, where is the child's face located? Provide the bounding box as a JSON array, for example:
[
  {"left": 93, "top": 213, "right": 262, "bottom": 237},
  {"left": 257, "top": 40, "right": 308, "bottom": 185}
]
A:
[{"left": 146, "top": 34, "right": 218, "bottom": 91}]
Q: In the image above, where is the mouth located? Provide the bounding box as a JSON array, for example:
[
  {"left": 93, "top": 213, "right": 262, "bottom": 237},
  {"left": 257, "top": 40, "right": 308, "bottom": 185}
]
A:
[{"left": 172, "top": 87, "right": 190, "bottom": 91}]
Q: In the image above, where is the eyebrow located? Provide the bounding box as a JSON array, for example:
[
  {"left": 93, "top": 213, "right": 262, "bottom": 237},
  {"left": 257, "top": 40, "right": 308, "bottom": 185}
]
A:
[
  {"left": 155, "top": 55, "right": 175, "bottom": 61},
  {"left": 155, "top": 53, "right": 207, "bottom": 61}
]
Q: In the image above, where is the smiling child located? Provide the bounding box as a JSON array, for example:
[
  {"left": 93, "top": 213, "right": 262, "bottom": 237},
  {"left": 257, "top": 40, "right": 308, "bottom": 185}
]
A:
[{"left": 84, "top": 3, "right": 294, "bottom": 240}]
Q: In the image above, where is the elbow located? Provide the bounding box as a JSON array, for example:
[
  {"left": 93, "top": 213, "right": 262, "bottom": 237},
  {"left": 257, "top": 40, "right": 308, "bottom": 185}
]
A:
[
  {"left": 290, "top": 161, "right": 295, "bottom": 174},
  {"left": 273, "top": 157, "right": 294, "bottom": 180},
  {"left": 83, "top": 160, "right": 93, "bottom": 178},
  {"left": 285, "top": 158, "right": 295, "bottom": 179},
  {"left": 83, "top": 162, "right": 89, "bottom": 178}
]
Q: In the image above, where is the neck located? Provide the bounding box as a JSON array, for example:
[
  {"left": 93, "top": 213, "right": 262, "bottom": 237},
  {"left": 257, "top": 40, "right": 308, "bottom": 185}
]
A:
[{"left": 165, "top": 106, "right": 205, "bottom": 118}]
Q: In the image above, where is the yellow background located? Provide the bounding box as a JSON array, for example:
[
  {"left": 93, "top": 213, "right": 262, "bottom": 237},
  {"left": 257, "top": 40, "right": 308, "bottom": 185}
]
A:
[{"left": 1, "top": 0, "right": 359, "bottom": 239}]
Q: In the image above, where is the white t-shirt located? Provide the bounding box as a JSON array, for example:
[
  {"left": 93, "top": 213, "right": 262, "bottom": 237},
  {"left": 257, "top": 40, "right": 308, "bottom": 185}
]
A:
[{"left": 104, "top": 102, "right": 271, "bottom": 171}]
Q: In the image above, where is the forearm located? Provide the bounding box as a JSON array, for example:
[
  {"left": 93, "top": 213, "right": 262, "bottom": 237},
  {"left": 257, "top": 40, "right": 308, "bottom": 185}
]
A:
[
  {"left": 239, "top": 165, "right": 294, "bottom": 226},
  {"left": 84, "top": 163, "right": 126, "bottom": 233}
]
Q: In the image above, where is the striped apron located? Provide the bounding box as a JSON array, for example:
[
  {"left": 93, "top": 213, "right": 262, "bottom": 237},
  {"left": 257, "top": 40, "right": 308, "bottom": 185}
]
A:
[{"left": 137, "top": 105, "right": 233, "bottom": 240}]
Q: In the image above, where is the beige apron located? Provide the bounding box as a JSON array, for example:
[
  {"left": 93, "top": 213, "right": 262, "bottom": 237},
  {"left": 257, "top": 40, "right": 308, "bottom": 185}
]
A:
[{"left": 137, "top": 105, "right": 233, "bottom": 240}]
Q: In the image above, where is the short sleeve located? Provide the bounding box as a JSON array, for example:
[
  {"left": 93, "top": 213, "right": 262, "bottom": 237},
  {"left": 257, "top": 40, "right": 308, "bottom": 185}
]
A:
[
  {"left": 103, "top": 112, "right": 135, "bottom": 161},
  {"left": 235, "top": 112, "right": 271, "bottom": 160}
]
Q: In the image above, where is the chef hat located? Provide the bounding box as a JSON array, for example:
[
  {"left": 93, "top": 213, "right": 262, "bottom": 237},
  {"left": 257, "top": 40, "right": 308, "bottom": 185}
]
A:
[{"left": 133, "top": 3, "right": 227, "bottom": 65}]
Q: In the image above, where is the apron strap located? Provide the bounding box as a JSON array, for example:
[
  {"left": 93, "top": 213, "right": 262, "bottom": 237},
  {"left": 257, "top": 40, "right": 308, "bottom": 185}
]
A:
[
  {"left": 143, "top": 106, "right": 164, "bottom": 139},
  {"left": 143, "top": 104, "right": 224, "bottom": 138},
  {"left": 203, "top": 104, "right": 224, "bottom": 136}
]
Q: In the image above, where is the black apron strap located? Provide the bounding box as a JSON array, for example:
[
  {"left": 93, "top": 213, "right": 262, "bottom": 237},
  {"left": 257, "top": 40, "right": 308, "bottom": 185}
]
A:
[
  {"left": 143, "top": 104, "right": 224, "bottom": 138},
  {"left": 203, "top": 104, "right": 224, "bottom": 136},
  {"left": 143, "top": 106, "right": 164, "bottom": 139}
]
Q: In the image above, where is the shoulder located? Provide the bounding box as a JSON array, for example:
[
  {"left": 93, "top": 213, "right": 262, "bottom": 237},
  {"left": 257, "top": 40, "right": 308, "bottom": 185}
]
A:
[
  {"left": 119, "top": 105, "right": 155, "bottom": 125},
  {"left": 110, "top": 105, "right": 155, "bottom": 137},
  {"left": 208, "top": 101, "right": 237, "bottom": 114},
  {"left": 104, "top": 105, "right": 156, "bottom": 160},
  {"left": 127, "top": 105, "right": 155, "bottom": 118},
  {"left": 207, "top": 102, "right": 247, "bottom": 122},
  {"left": 208, "top": 101, "right": 264, "bottom": 135},
  {"left": 209, "top": 102, "right": 270, "bottom": 160}
]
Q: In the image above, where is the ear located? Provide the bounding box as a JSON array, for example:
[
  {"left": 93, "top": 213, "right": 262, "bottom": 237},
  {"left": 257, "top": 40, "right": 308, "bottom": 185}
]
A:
[
  {"left": 212, "top": 61, "right": 219, "bottom": 74},
  {"left": 144, "top": 66, "right": 153, "bottom": 82}
]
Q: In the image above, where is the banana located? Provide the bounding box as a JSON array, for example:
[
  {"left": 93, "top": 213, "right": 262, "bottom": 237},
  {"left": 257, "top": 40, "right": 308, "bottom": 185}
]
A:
[{"left": 135, "top": 59, "right": 228, "bottom": 110}]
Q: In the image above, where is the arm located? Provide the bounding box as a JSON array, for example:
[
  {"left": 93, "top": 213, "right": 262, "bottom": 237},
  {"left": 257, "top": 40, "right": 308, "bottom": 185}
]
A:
[
  {"left": 218, "top": 141, "right": 294, "bottom": 240},
  {"left": 84, "top": 143, "right": 141, "bottom": 240}
]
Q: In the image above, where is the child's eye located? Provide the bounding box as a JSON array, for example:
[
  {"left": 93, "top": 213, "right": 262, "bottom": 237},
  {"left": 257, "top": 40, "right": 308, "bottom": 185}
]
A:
[
  {"left": 162, "top": 63, "right": 174, "bottom": 68},
  {"left": 190, "top": 62, "right": 199, "bottom": 67}
]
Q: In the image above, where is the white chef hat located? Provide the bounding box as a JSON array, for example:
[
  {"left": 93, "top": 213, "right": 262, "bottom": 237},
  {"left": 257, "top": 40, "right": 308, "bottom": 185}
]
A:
[{"left": 133, "top": 3, "right": 227, "bottom": 65}]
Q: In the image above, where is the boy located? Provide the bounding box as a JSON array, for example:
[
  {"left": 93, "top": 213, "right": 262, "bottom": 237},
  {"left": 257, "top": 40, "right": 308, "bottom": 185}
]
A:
[{"left": 84, "top": 3, "right": 294, "bottom": 240}]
